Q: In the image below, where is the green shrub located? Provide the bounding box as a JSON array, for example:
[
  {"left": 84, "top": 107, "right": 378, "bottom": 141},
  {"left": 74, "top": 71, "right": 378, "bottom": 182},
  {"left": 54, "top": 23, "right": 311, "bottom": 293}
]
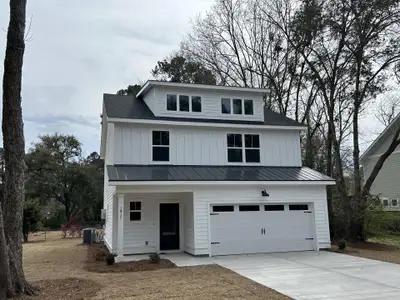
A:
[
  {"left": 149, "top": 253, "right": 160, "bottom": 264},
  {"left": 106, "top": 253, "right": 117, "bottom": 265},
  {"left": 338, "top": 239, "right": 346, "bottom": 250},
  {"left": 42, "top": 208, "right": 66, "bottom": 229}
]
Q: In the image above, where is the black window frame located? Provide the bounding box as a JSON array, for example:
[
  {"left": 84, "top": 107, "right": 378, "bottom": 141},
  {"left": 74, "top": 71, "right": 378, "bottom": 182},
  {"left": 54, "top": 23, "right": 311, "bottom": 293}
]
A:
[
  {"left": 227, "top": 133, "right": 260, "bottom": 163},
  {"left": 264, "top": 204, "right": 285, "bottom": 211},
  {"left": 239, "top": 205, "right": 260, "bottom": 212},
  {"left": 289, "top": 204, "right": 309, "bottom": 211},
  {"left": 152, "top": 131, "right": 170, "bottom": 162},
  {"left": 244, "top": 134, "right": 260, "bottom": 163},
  {"left": 191, "top": 96, "right": 202, "bottom": 112},
  {"left": 166, "top": 94, "right": 177, "bottom": 111},
  {"left": 221, "top": 98, "right": 231, "bottom": 114},
  {"left": 213, "top": 205, "right": 234, "bottom": 212},
  {"left": 392, "top": 199, "right": 398, "bottom": 206},
  {"left": 179, "top": 95, "right": 190, "bottom": 112},
  {"left": 129, "top": 201, "right": 142, "bottom": 221},
  {"left": 244, "top": 99, "right": 254, "bottom": 115},
  {"left": 227, "top": 133, "right": 243, "bottom": 163}
]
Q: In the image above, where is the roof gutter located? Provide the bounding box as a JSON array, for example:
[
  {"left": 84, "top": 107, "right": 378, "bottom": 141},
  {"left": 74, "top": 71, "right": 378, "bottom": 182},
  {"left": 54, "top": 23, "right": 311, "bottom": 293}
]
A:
[
  {"left": 136, "top": 80, "right": 270, "bottom": 98},
  {"left": 106, "top": 117, "right": 306, "bottom": 130},
  {"left": 109, "top": 180, "right": 336, "bottom": 186}
]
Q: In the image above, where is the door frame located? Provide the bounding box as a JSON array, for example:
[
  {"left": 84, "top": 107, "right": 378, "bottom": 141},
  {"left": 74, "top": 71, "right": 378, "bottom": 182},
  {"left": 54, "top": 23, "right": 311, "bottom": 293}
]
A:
[{"left": 157, "top": 201, "right": 184, "bottom": 252}]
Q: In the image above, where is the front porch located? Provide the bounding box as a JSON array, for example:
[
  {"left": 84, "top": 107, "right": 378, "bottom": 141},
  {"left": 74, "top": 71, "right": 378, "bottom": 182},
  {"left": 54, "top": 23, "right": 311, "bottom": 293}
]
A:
[{"left": 109, "top": 191, "right": 194, "bottom": 261}]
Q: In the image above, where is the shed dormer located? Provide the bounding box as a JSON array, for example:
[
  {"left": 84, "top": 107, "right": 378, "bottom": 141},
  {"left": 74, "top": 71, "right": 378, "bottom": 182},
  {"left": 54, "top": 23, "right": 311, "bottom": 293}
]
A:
[{"left": 136, "top": 81, "right": 269, "bottom": 122}]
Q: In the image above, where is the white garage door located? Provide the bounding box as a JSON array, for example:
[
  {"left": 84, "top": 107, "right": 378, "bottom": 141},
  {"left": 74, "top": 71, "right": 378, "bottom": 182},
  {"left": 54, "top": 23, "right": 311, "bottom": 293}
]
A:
[{"left": 210, "top": 203, "right": 315, "bottom": 256}]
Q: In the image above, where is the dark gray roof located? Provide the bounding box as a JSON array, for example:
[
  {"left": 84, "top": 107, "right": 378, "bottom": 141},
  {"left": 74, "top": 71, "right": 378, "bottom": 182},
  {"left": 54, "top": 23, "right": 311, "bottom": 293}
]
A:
[
  {"left": 103, "top": 94, "right": 303, "bottom": 127},
  {"left": 107, "top": 165, "right": 334, "bottom": 182}
]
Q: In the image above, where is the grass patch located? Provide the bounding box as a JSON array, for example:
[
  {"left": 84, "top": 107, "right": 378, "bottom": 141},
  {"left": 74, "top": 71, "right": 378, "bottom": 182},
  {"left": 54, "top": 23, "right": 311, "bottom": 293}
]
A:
[{"left": 366, "top": 211, "right": 400, "bottom": 247}]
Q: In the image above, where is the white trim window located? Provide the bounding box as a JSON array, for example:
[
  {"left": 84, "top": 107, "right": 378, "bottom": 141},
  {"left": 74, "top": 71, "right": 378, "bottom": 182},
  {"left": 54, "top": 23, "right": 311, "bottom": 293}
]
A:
[
  {"left": 167, "top": 94, "right": 177, "bottom": 111},
  {"left": 227, "top": 133, "right": 260, "bottom": 163},
  {"left": 130, "top": 201, "right": 142, "bottom": 221},
  {"left": 152, "top": 131, "right": 169, "bottom": 162},
  {"left": 221, "top": 98, "right": 253, "bottom": 115},
  {"left": 166, "top": 94, "right": 202, "bottom": 112}
]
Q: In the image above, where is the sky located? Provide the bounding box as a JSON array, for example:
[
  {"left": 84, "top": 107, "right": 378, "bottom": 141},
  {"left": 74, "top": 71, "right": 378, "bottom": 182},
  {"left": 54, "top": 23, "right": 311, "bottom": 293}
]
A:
[
  {"left": 0, "top": 0, "right": 386, "bottom": 157},
  {"left": 0, "top": 0, "right": 214, "bottom": 156}
]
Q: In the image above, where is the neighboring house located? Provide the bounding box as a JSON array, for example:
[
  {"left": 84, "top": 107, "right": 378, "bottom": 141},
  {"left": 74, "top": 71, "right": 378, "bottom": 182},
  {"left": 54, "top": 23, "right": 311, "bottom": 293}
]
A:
[
  {"left": 360, "top": 114, "right": 400, "bottom": 211},
  {"left": 100, "top": 80, "right": 335, "bottom": 260}
]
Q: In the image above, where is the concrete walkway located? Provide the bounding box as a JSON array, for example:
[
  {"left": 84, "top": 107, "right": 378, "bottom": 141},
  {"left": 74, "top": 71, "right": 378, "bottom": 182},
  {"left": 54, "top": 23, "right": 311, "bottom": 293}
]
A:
[{"left": 164, "top": 251, "right": 400, "bottom": 300}]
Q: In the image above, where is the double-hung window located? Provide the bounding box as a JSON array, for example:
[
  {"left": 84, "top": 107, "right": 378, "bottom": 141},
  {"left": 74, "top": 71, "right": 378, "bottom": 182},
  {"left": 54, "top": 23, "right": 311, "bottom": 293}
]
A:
[
  {"left": 227, "top": 134, "right": 260, "bottom": 163},
  {"left": 130, "top": 201, "right": 142, "bottom": 221},
  {"left": 152, "top": 131, "right": 169, "bottom": 162},
  {"left": 244, "top": 134, "right": 260, "bottom": 163}
]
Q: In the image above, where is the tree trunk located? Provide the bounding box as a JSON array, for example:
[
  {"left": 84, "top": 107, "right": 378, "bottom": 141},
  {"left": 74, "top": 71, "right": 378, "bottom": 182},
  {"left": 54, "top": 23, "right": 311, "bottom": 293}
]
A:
[
  {"left": 326, "top": 125, "right": 334, "bottom": 237},
  {"left": 363, "top": 125, "right": 400, "bottom": 195},
  {"left": 1, "top": 0, "right": 34, "bottom": 296},
  {"left": 0, "top": 203, "right": 10, "bottom": 300}
]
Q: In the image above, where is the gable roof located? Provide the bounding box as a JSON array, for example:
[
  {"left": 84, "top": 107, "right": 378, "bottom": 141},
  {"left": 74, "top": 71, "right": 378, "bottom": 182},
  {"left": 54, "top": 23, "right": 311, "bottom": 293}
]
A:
[
  {"left": 136, "top": 80, "right": 270, "bottom": 98},
  {"left": 360, "top": 113, "right": 400, "bottom": 162},
  {"left": 107, "top": 165, "right": 334, "bottom": 182},
  {"left": 103, "top": 94, "right": 304, "bottom": 127}
]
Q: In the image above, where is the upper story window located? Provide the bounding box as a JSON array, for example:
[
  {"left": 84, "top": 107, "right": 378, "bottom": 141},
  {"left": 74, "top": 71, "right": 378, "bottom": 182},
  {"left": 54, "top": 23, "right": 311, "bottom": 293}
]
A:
[
  {"left": 166, "top": 94, "right": 202, "bottom": 113},
  {"left": 179, "top": 95, "right": 189, "bottom": 112},
  {"left": 152, "top": 131, "right": 169, "bottom": 162},
  {"left": 221, "top": 98, "right": 231, "bottom": 114},
  {"left": 192, "top": 96, "right": 202, "bottom": 112},
  {"left": 227, "top": 133, "right": 260, "bottom": 163},
  {"left": 221, "top": 98, "right": 253, "bottom": 115},
  {"left": 167, "top": 94, "right": 177, "bottom": 111},
  {"left": 244, "top": 100, "right": 254, "bottom": 115}
]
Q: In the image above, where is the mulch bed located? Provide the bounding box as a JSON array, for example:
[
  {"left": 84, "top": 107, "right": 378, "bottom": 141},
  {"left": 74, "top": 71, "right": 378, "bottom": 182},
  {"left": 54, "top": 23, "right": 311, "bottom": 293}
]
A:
[
  {"left": 17, "top": 278, "right": 101, "bottom": 300},
  {"left": 84, "top": 243, "right": 177, "bottom": 273},
  {"left": 85, "top": 258, "right": 177, "bottom": 273},
  {"left": 326, "top": 240, "right": 400, "bottom": 264}
]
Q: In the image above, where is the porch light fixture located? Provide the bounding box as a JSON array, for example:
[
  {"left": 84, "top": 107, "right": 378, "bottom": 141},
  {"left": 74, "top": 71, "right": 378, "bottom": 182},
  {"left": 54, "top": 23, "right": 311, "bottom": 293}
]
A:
[{"left": 261, "top": 189, "right": 269, "bottom": 197}]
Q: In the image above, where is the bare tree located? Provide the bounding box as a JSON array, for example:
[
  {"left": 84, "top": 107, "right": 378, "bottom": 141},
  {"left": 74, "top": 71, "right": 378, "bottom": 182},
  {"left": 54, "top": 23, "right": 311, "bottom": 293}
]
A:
[
  {"left": 0, "top": 0, "right": 34, "bottom": 296},
  {"left": 375, "top": 95, "right": 400, "bottom": 127}
]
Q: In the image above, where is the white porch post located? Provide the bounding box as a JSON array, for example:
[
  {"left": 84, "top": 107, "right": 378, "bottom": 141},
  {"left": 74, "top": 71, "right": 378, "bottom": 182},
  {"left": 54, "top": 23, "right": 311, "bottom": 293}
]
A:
[{"left": 117, "top": 193, "right": 124, "bottom": 259}]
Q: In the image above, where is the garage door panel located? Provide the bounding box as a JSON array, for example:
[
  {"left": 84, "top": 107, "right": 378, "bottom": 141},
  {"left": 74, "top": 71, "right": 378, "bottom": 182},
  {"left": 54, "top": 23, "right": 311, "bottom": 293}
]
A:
[{"left": 210, "top": 203, "right": 315, "bottom": 256}]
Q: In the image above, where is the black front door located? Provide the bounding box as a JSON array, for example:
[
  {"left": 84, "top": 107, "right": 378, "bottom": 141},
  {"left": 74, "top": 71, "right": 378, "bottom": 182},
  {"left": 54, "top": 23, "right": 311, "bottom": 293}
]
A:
[{"left": 160, "top": 203, "right": 180, "bottom": 251}]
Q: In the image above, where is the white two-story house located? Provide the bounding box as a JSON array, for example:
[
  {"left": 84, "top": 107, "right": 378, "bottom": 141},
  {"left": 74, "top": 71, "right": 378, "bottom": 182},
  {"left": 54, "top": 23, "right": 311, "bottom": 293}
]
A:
[{"left": 100, "top": 81, "right": 334, "bottom": 261}]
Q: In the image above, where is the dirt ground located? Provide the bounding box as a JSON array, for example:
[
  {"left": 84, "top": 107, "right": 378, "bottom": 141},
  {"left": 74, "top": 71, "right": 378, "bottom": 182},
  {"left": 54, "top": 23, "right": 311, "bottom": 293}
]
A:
[
  {"left": 19, "top": 231, "right": 290, "bottom": 300},
  {"left": 329, "top": 240, "right": 400, "bottom": 264}
]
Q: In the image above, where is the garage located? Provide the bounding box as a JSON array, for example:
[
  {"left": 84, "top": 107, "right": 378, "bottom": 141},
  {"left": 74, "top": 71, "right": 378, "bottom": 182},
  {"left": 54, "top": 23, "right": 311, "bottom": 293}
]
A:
[{"left": 210, "top": 203, "right": 316, "bottom": 256}]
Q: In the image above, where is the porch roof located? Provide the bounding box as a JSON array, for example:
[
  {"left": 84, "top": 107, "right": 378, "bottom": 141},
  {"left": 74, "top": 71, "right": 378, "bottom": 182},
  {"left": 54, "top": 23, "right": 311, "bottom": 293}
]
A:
[{"left": 107, "top": 165, "right": 334, "bottom": 182}]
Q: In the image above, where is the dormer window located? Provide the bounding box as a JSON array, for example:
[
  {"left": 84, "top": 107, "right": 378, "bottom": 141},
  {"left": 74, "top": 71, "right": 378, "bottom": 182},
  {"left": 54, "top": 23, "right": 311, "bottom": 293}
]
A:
[
  {"left": 166, "top": 94, "right": 202, "bottom": 112},
  {"left": 179, "top": 95, "right": 189, "bottom": 112},
  {"left": 192, "top": 96, "right": 202, "bottom": 112},
  {"left": 233, "top": 99, "right": 242, "bottom": 114},
  {"left": 167, "top": 94, "right": 177, "bottom": 111},
  {"left": 221, "top": 98, "right": 254, "bottom": 115},
  {"left": 221, "top": 98, "right": 231, "bottom": 114},
  {"left": 244, "top": 100, "right": 254, "bottom": 115}
]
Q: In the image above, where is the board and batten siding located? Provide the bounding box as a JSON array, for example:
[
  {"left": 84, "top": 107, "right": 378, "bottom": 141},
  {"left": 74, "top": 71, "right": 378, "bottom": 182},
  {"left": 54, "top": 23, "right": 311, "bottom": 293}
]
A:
[
  {"left": 363, "top": 153, "right": 400, "bottom": 200},
  {"left": 113, "top": 123, "right": 302, "bottom": 167},
  {"left": 151, "top": 86, "right": 265, "bottom": 122},
  {"left": 120, "top": 192, "right": 193, "bottom": 255},
  {"left": 192, "top": 185, "right": 330, "bottom": 255}
]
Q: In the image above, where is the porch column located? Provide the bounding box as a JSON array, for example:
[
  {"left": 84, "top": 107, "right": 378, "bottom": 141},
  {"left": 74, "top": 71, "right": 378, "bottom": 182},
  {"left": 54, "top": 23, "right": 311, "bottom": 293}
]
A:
[{"left": 117, "top": 193, "right": 124, "bottom": 258}]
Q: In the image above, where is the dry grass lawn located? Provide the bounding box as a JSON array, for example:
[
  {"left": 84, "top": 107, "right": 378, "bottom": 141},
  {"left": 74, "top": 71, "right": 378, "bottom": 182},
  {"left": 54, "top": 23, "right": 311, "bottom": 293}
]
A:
[{"left": 19, "top": 231, "right": 290, "bottom": 300}]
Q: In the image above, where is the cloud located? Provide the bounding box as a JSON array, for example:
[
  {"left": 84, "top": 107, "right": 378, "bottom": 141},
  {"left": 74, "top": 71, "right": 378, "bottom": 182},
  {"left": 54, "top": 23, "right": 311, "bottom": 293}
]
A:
[{"left": 0, "top": 0, "right": 214, "bottom": 154}]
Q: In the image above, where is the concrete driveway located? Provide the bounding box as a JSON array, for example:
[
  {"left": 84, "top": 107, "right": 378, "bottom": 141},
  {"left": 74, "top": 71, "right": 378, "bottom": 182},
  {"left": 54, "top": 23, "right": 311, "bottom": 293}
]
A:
[{"left": 166, "top": 251, "right": 400, "bottom": 300}]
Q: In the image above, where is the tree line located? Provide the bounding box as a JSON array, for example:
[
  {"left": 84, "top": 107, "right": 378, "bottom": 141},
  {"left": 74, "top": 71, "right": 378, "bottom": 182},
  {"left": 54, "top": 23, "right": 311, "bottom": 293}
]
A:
[{"left": 121, "top": 0, "right": 400, "bottom": 241}]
